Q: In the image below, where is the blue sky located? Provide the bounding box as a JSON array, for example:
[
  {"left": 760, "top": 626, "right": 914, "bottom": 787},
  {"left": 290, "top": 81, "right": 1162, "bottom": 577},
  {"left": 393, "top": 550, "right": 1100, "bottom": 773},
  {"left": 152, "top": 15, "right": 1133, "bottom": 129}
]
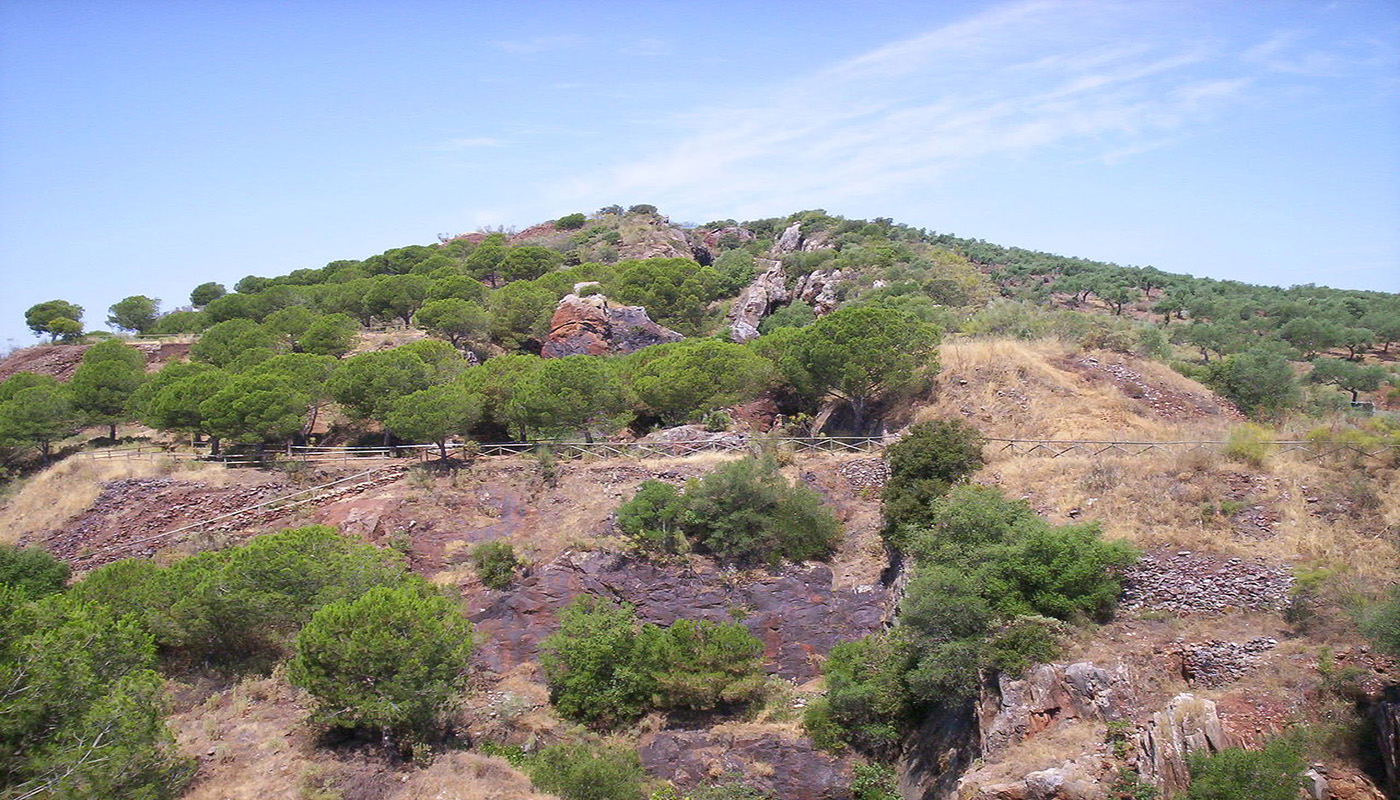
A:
[{"left": 2, "top": 0, "right": 1397, "bottom": 350}]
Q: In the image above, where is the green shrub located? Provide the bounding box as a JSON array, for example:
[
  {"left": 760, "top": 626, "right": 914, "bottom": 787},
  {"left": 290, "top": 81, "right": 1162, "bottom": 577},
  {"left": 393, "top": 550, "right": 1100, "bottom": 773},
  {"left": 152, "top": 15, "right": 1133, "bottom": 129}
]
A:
[
  {"left": 617, "top": 457, "right": 840, "bottom": 565},
  {"left": 540, "top": 597, "right": 768, "bottom": 727},
  {"left": 1184, "top": 739, "right": 1304, "bottom": 800},
  {"left": 470, "top": 540, "right": 521, "bottom": 590},
  {"left": 850, "top": 762, "right": 901, "bottom": 800},
  {"left": 527, "top": 742, "right": 647, "bottom": 800},
  {"left": 541, "top": 597, "right": 653, "bottom": 727},
  {"left": 289, "top": 584, "right": 473, "bottom": 744},
  {"left": 637, "top": 618, "right": 767, "bottom": 711},
  {"left": 72, "top": 526, "right": 413, "bottom": 670},
  {"left": 882, "top": 419, "right": 985, "bottom": 545},
  {"left": 556, "top": 213, "right": 587, "bottom": 230},
  {"left": 0, "top": 545, "right": 69, "bottom": 600},
  {"left": 0, "top": 591, "right": 192, "bottom": 798},
  {"left": 1360, "top": 584, "right": 1400, "bottom": 656},
  {"left": 1222, "top": 424, "right": 1272, "bottom": 467},
  {"left": 814, "top": 631, "right": 918, "bottom": 756}
]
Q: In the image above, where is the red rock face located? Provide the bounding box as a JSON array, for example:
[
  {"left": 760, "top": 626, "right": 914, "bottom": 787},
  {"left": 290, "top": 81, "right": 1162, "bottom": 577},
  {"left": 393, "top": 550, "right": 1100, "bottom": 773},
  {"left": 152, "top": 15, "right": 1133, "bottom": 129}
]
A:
[
  {"left": 467, "top": 551, "right": 892, "bottom": 682},
  {"left": 639, "top": 729, "right": 856, "bottom": 800},
  {"left": 540, "top": 294, "right": 683, "bottom": 358}
]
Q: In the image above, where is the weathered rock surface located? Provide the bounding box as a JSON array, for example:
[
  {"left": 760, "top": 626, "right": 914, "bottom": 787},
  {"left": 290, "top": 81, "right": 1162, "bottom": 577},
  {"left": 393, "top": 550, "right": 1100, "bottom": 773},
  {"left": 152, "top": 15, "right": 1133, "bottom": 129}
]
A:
[
  {"left": 0, "top": 341, "right": 191, "bottom": 382},
  {"left": 899, "top": 702, "right": 980, "bottom": 800},
  {"left": 639, "top": 424, "right": 751, "bottom": 455},
  {"left": 1135, "top": 693, "right": 1232, "bottom": 796},
  {"left": 1375, "top": 685, "right": 1400, "bottom": 796},
  {"left": 1121, "top": 551, "right": 1293, "bottom": 614},
  {"left": 639, "top": 728, "right": 854, "bottom": 800},
  {"left": 1304, "top": 766, "right": 1390, "bottom": 800},
  {"left": 980, "top": 662, "right": 1133, "bottom": 759},
  {"left": 727, "top": 259, "right": 789, "bottom": 342},
  {"left": 540, "top": 293, "right": 683, "bottom": 357},
  {"left": 794, "top": 269, "right": 846, "bottom": 317},
  {"left": 969, "top": 756, "right": 1110, "bottom": 800},
  {"left": 837, "top": 458, "right": 889, "bottom": 492},
  {"left": 773, "top": 221, "right": 805, "bottom": 255},
  {"left": 469, "top": 551, "right": 890, "bottom": 681},
  {"left": 1173, "top": 637, "right": 1277, "bottom": 687}
]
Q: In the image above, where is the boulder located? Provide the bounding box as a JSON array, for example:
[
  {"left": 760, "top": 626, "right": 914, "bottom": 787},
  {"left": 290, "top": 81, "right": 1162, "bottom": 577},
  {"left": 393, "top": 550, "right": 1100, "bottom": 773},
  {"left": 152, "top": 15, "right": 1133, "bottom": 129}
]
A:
[
  {"left": 794, "top": 269, "right": 846, "bottom": 317},
  {"left": 727, "top": 259, "right": 789, "bottom": 342},
  {"left": 980, "top": 662, "right": 1134, "bottom": 759},
  {"left": 773, "top": 221, "right": 804, "bottom": 254},
  {"left": 1135, "top": 693, "right": 1232, "bottom": 796},
  {"left": 540, "top": 293, "right": 683, "bottom": 358},
  {"left": 639, "top": 729, "right": 854, "bottom": 800}
]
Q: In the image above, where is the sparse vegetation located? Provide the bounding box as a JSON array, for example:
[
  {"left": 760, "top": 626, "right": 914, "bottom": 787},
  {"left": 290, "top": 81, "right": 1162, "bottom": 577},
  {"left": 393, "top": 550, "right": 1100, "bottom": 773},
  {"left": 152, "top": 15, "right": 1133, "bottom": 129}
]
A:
[
  {"left": 617, "top": 456, "right": 840, "bottom": 564},
  {"left": 470, "top": 540, "right": 522, "bottom": 590}
]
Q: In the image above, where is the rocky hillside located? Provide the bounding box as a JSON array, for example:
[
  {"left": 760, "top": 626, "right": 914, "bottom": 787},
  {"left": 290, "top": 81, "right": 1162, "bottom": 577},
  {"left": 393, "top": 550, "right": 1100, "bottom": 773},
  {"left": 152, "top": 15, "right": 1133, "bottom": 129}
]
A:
[{"left": 4, "top": 338, "right": 1396, "bottom": 799}]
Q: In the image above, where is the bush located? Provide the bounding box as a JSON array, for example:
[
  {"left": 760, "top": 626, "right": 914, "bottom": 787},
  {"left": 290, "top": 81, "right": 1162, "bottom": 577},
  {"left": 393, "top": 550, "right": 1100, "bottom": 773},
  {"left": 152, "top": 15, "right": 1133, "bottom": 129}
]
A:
[
  {"left": 1184, "top": 739, "right": 1304, "bottom": 800},
  {"left": 289, "top": 584, "right": 473, "bottom": 744},
  {"left": 73, "top": 526, "right": 413, "bottom": 670},
  {"left": 882, "top": 419, "right": 985, "bottom": 544},
  {"left": 1222, "top": 424, "right": 1272, "bottom": 467},
  {"left": 0, "top": 545, "right": 70, "bottom": 600},
  {"left": 527, "top": 743, "right": 646, "bottom": 800},
  {"left": 617, "top": 457, "right": 840, "bottom": 565},
  {"left": 0, "top": 592, "right": 192, "bottom": 798},
  {"left": 637, "top": 618, "right": 767, "bottom": 711},
  {"left": 556, "top": 213, "right": 587, "bottom": 230},
  {"left": 813, "top": 631, "right": 918, "bottom": 756},
  {"left": 1361, "top": 584, "right": 1400, "bottom": 656},
  {"left": 470, "top": 540, "right": 522, "bottom": 590},
  {"left": 850, "top": 763, "right": 901, "bottom": 800},
  {"left": 540, "top": 597, "right": 767, "bottom": 727},
  {"left": 540, "top": 596, "right": 652, "bottom": 727}
]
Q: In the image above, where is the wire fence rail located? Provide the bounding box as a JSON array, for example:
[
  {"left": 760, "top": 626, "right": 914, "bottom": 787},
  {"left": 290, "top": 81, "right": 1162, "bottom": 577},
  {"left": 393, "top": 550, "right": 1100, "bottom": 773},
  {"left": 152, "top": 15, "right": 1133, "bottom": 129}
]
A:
[{"left": 75, "top": 435, "right": 1396, "bottom": 465}]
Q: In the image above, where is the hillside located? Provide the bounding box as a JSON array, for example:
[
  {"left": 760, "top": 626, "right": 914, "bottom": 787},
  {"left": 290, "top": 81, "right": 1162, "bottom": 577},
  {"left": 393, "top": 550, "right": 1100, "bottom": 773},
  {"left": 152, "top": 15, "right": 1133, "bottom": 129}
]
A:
[{"left": 2, "top": 207, "right": 1399, "bottom": 800}]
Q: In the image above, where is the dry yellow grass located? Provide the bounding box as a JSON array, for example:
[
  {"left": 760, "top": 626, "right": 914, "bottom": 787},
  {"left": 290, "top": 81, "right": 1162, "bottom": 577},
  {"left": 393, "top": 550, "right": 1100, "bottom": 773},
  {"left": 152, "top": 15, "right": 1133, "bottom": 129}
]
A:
[
  {"left": 0, "top": 457, "right": 241, "bottom": 546},
  {"left": 923, "top": 337, "right": 1235, "bottom": 441},
  {"left": 389, "top": 753, "right": 558, "bottom": 800},
  {"left": 983, "top": 450, "right": 1399, "bottom": 579}
]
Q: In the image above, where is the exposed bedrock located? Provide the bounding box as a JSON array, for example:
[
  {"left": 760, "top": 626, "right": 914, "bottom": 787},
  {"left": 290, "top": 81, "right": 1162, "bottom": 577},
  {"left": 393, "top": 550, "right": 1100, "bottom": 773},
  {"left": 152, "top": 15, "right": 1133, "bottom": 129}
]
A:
[{"left": 468, "top": 551, "right": 891, "bottom": 681}]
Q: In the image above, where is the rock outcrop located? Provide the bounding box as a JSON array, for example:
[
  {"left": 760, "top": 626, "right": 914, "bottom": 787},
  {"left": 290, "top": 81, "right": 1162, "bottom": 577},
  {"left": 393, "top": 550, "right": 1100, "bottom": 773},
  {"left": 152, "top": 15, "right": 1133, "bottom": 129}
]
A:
[
  {"left": 794, "top": 269, "right": 846, "bottom": 317},
  {"left": 980, "top": 662, "right": 1134, "bottom": 759},
  {"left": 540, "top": 293, "right": 683, "bottom": 358},
  {"left": 969, "top": 756, "right": 1111, "bottom": 800},
  {"left": 727, "top": 259, "right": 789, "bottom": 342},
  {"left": 1135, "top": 693, "right": 1232, "bottom": 796},
  {"left": 1173, "top": 637, "right": 1277, "bottom": 687},
  {"left": 1375, "top": 685, "right": 1400, "bottom": 796},
  {"left": 773, "top": 221, "right": 804, "bottom": 255},
  {"left": 469, "top": 551, "right": 891, "bottom": 681},
  {"left": 639, "top": 729, "right": 854, "bottom": 800},
  {"left": 899, "top": 702, "right": 981, "bottom": 800}
]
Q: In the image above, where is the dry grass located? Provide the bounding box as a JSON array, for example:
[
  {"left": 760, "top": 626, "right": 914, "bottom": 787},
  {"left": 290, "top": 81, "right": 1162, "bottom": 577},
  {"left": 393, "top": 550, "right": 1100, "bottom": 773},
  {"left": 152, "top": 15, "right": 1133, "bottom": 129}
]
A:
[
  {"left": 984, "top": 450, "right": 1399, "bottom": 579},
  {"left": 923, "top": 337, "right": 1234, "bottom": 441},
  {"left": 0, "top": 457, "right": 240, "bottom": 546},
  {"left": 390, "top": 753, "right": 558, "bottom": 800}
]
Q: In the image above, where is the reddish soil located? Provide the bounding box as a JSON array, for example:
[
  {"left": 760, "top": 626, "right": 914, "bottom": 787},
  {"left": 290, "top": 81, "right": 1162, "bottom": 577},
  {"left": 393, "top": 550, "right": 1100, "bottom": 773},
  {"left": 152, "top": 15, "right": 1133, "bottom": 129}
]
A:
[{"left": 0, "top": 341, "right": 190, "bottom": 381}]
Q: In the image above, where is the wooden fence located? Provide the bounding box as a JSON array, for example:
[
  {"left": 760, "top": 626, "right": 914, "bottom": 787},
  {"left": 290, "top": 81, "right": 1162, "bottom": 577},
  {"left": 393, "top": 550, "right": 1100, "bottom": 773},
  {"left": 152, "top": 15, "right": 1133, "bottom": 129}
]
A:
[{"left": 77, "top": 435, "right": 1395, "bottom": 466}]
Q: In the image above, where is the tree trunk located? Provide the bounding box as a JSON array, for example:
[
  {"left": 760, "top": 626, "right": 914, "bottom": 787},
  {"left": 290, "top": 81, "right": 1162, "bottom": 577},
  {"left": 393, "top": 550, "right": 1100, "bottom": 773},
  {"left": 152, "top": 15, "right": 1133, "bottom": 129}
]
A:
[
  {"left": 210, "top": 436, "right": 221, "bottom": 457},
  {"left": 109, "top": 422, "right": 118, "bottom": 441},
  {"left": 438, "top": 440, "right": 448, "bottom": 461}
]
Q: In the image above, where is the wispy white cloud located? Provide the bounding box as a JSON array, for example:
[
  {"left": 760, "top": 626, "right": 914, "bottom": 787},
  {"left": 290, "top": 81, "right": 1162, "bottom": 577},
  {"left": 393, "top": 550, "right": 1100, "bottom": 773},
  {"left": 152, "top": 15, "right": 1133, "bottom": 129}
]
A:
[
  {"left": 495, "top": 34, "right": 581, "bottom": 55},
  {"left": 556, "top": 0, "right": 1351, "bottom": 216}
]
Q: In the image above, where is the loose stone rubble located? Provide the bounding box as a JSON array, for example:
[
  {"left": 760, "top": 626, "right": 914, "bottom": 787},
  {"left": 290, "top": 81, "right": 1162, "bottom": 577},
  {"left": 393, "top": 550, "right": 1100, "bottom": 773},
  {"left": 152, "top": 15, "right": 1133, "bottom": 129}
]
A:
[{"left": 1120, "top": 551, "right": 1294, "bottom": 614}]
